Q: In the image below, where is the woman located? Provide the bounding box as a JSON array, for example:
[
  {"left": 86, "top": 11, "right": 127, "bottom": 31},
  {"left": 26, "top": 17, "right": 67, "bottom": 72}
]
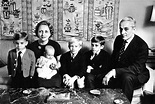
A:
[{"left": 27, "top": 20, "right": 62, "bottom": 88}]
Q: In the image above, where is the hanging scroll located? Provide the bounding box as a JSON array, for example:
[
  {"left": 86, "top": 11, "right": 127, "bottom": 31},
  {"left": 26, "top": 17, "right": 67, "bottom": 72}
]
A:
[
  {"left": 0, "top": 0, "right": 120, "bottom": 41},
  {"left": 0, "top": 0, "right": 22, "bottom": 39},
  {"left": 58, "top": 0, "right": 120, "bottom": 41}
]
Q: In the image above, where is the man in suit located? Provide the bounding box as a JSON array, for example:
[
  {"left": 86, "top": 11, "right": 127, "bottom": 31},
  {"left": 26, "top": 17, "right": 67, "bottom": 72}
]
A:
[
  {"left": 102, "top": 16, "right": 150, "bottom": 102},
  {"left": 7, "top": 32, "right": 36, "bottom": 88}
]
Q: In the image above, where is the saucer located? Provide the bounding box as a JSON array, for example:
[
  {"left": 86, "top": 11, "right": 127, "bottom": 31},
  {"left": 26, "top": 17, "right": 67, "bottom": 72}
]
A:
[
  {"left": 113, "top": 98, "right": 124, "bottom": 104},
  {"left": 89, "top": 89, "right": 101, "bottom": 95},
  {"left": 23, "top": 89, "right": 32, "bottom": 95}
]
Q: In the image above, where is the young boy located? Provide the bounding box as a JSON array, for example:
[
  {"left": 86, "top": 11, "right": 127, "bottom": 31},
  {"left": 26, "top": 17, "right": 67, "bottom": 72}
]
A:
[
  {"left": 36, "top": 45, "right": 58, "bottom": 87},
  {"left": 84, "top": 35, "right": 110, "bottom": 89},
  {"left": 60, "top": 37, "right": 86, "bottom": 89},
  {"left": 7, "top": 32, "right": 36, "bottom": 88}
]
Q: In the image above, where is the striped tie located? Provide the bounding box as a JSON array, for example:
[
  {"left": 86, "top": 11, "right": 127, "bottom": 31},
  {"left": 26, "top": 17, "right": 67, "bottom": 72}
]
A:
[
  {"left": 118, "top": 40, "right": 127, "bottom": 61},
  {"left": 71, "top": 53, "right": 75, "bottom": 62}
]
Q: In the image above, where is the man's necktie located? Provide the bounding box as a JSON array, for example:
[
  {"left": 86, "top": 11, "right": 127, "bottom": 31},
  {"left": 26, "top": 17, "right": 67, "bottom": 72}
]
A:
[
  {"left": 71, "top": 53, "right": 75, "bottom": 62},
  {"left": 72, "top": 53, "right": 75, "bottom": 59},
  {"left": 17, "top": 51, "right": 22, "bottom": 73},
  {"left": 118, "top": 40, "right": 127, "bottom": 61}
]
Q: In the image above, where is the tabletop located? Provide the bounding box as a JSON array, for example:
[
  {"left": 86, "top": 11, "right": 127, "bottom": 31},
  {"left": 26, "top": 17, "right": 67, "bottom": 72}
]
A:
[{"left": 0, "top": 87, "right": 130, "bottom": 104}]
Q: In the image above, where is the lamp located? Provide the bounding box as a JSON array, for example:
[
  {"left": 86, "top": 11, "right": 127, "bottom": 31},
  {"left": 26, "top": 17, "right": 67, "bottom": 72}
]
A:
[
  {"left": 150, "top": 5, "right": 155, "bottom": 55},
  {"left": 150, "top": 5, "right": 155, "bottom": 22}
]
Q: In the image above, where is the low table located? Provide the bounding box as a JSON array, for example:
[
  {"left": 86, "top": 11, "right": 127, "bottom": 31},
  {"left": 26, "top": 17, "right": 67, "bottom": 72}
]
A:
[{"left": 0, "top": 88, "right": 130, "bottom": 104}]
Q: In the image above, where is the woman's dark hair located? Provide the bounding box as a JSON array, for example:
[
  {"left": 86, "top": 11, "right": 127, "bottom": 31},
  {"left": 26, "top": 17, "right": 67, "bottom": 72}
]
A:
[
  {"left": 13, "top": 32, "right": 28, "bottom": 41},
  {"left": 35, "top": 20, "right": 54, "bottom": 37},
  {"left": 91, "top": 35, "right": 105, "bottom": 46}
]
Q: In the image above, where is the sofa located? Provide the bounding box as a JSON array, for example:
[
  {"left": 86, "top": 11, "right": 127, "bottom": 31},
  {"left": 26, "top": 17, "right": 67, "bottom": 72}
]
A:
[
  {"left": 0, "top": 39, "right": 154, "bottom": 104},
  {"left": 0, "top": 39, "right": 113, "bottom": 87}
]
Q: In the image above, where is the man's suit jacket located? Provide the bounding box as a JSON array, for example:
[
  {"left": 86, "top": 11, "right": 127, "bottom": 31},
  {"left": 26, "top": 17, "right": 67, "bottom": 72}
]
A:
[
  {"left": 111, "top": 35, "right": 149, "bottom": 84},
  {"left": 7, "top": 48, "right": 36, "bottom": 78},
  {"left": 84, "top": 50, "right": 111, "bottom": 76},
  {"left": 60, "top": 50, "right": 86, "bottom": 77}
]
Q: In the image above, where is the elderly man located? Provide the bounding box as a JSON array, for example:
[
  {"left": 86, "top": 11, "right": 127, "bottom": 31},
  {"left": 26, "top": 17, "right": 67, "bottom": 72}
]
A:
[{"left": 102, "top": 16, "right": 150, "bottom": 102}]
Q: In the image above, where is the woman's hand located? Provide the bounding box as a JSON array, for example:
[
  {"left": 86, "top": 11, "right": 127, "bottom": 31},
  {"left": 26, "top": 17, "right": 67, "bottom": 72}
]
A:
[{"left": 36, "top": 56, "right": 46, "bottom": 67}]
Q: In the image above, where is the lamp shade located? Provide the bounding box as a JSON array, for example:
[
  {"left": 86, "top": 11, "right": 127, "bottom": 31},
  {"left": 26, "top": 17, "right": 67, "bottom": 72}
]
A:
[{"left": 150, "top": 5, "right": 155, "bottom": 22}]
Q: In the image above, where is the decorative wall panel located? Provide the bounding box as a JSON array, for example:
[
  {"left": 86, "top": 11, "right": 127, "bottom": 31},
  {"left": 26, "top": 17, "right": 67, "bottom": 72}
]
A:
[
  {"left": 0, "top": 0, "right": 120, "bottom": 41},
  {"left": 31, "top": 0, "right": 55, "bottom": 41},
  {"left": 0, "top": 0, "right": 22, "bottom": 39},
  {"left": 58, "top": 0, "right": 120, "bottom": 41},
  {"left": 59, "top": 0, "right": 85, "bottom": 40}
]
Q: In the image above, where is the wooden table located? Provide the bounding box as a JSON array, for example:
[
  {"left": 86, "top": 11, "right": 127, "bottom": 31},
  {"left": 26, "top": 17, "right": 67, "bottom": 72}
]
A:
[{"left": 0, "top": 88, "right": 130, "bottom": 104}]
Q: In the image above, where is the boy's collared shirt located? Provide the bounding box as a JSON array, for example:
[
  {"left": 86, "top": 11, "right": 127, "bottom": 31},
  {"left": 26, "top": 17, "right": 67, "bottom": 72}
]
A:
[
  {"left": 90, "top": 50, "right": 101, "bottom": 60},
  {"left": 85, "top": 49, "right": 110, "bottom": 75},
  {"left": 70, "top": 52, "right": 78, "bottom": 59},
  {"left": 16, "top": 48, "right": 26, "bottom": 58}
]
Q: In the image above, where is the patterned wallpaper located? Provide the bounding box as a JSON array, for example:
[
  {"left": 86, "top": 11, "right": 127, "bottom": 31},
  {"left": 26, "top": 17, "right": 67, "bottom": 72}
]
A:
[{"left": 0, "top": 0, "right": 120, "bottom": 41}]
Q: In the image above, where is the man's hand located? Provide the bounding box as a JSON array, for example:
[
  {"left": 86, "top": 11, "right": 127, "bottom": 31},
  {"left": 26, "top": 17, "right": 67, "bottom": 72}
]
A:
[{"left": 102, "top": 69, "right": 116, "bottom": 85}]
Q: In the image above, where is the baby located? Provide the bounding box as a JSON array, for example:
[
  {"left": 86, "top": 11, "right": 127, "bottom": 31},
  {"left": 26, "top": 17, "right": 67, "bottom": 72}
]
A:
[{"left": 36, "top": 45, "right": 58, "bottom": 79}]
